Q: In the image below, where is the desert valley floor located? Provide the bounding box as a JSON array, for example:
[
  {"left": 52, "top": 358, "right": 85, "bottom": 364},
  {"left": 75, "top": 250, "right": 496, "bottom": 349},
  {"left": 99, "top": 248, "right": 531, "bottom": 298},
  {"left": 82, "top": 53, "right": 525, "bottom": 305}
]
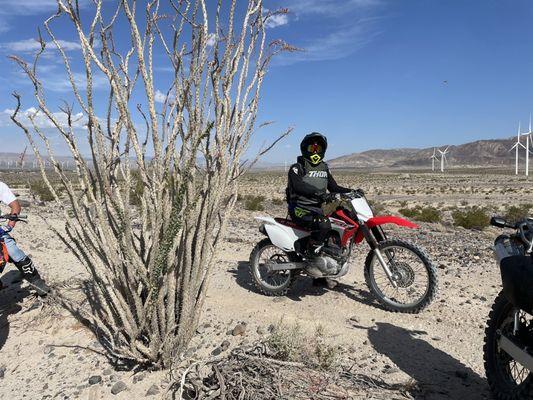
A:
[{"left": 0, "top": 169, "right": 532, "bottom": 399}]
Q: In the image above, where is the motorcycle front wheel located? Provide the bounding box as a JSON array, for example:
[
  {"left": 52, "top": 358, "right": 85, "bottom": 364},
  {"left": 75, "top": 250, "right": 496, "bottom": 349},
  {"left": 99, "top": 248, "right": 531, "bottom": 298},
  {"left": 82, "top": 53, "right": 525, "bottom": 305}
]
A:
[
  {"left": 249, "top": 238, "right": 296, "bottom": 296},
  {"left": 364, "top": 239, "right": 438, "bottom": 313},
  {"left": 484, "top": 290, "right": 533, "bottom": 400}
]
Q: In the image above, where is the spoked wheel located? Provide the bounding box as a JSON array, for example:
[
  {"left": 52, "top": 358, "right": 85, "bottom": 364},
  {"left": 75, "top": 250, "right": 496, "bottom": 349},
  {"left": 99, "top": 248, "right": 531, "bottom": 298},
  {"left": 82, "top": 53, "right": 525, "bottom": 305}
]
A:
[
  {"left": 364, "top": 239, "right": 438, "bottom": 313},
  {"left": 484, "top": 291, "right": 533, "bottom": 400},
  {"left": 249, "top": 238, "right": 296, "bottom": 296}
]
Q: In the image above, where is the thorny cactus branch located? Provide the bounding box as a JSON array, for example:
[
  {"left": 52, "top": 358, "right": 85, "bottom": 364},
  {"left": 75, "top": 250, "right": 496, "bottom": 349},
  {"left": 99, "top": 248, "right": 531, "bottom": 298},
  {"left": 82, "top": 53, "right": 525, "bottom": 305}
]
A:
[{"left": 10, "top": 0, "right": 291, "bottom": 368}]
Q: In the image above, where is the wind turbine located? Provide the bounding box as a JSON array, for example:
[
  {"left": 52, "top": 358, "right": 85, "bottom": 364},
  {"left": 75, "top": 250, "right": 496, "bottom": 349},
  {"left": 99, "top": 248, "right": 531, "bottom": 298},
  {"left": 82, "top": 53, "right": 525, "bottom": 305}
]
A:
[
  {"left": 523, "top": 115, "right": 533, "bottom": 177},
  {"left": 510, "top": 122, "right": 526, "bottom": 175},
  {"left": 430, "top": 148, "right": 439, "bottom": 171},
  {"left": 438, "top": 146, "right": 449, "bottom": 172}
]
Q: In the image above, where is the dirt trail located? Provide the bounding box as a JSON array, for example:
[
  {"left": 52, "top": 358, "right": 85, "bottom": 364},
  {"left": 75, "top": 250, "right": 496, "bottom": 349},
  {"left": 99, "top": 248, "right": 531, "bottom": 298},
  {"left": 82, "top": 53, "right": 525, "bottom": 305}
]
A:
[{"left": 0, "top": 171, "right": 526, "bottom": 399}]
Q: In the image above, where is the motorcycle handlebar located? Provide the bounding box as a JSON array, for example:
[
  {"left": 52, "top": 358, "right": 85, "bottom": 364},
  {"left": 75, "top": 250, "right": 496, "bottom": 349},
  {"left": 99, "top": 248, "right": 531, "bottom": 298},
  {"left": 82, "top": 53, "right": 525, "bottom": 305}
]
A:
[{"left": 0, "top": 214, "right": 28, "bottom": 222}]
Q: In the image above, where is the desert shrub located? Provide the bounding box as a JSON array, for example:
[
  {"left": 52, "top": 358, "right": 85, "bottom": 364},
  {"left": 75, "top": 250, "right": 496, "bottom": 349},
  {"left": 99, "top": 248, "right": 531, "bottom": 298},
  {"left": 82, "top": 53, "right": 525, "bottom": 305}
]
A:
[
  {"left": 29, "top": 181, "right": 54, "bottom": 202},
  {"left": 399, "top": 206, "right": 441, "bottom": 223},
  {"left": 416, "top": 207, "right": 442, "bottom": 223},
  {"left": 267, "top": 322, "right": 305, "bottom": 362},
  {"left": 505, "top": 204, "right": 533, "bottom": 224},
  {"left": 312, "top": 325, "right": 339, "bottom": 370},
  {"left": 244, "top": 195, "right": 265, "bottom": 211},
  {"left": 399, "top": 207, "right": 417, "bottom": 218},
  {"left": 452, "top": 207, "right": 489, "bottom": 230},
  {"left": 267, "top": 322, "right": 339, "bottom": 370}
]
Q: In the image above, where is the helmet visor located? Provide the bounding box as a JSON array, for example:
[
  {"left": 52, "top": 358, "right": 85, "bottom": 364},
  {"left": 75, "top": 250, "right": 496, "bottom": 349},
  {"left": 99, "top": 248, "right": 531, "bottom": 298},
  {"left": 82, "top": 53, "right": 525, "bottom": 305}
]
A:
[{"left": 307, "top": 142, "right": 323, "bottom": 154}]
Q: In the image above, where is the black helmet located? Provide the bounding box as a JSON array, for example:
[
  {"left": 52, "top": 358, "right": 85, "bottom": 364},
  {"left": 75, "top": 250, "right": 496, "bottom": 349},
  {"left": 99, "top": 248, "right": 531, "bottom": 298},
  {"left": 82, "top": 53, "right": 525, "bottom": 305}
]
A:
[{"left": 300, "top": 132, "right": 327, "bottom": 165}]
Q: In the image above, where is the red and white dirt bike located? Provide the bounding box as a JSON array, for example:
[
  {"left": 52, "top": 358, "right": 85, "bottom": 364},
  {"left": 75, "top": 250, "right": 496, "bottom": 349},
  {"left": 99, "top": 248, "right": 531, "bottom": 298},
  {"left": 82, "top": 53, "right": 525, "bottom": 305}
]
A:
[{"left": 249, "top": 191, "right": 438, "bottom": 313}]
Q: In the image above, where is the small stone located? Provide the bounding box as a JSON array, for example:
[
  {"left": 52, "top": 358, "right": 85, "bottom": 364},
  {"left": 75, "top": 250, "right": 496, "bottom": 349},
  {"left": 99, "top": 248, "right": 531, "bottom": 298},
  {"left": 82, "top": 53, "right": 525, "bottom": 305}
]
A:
[
  {"left": 111, "top": 381, "right": 127, "bottom": 395},
  {"left": 88, "top": 375, "right": 102, "bottom": 385},
  {"left": 232, "top": 323, "right": 247, "bottom": 336},
  {"left": 103, "top": 368, "right": 113, "bottom": 376},
  {"left": 0, "top": 366, "right": 5, "bottom": 379},
  {"left": 132, "top": 373, "right": 145, "bottom": 384},
  {"left": 146, "top": 384, "right": 160, "bottom": 396},
  {"left": 220, "top": 340, "right": 230, "bottom": 350},
  {"left": 211, "top": 347, "right": 222, "bottom": 356},
  {"left": 256, "top": 326, "right": 265, "bottom": 335}
]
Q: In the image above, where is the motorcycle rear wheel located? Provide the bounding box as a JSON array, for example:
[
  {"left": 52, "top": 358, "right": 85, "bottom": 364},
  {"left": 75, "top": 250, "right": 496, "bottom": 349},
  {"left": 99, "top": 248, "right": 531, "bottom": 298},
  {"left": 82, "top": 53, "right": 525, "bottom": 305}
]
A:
[
  {"left": 364, "top": 239, "right": 438, "bottom": 313},
  {"left": 484, "top": 290, "right": 533, "bottom": 400},
  {"left": 249, "top": 238, "right": 296, "bottom": 296}
]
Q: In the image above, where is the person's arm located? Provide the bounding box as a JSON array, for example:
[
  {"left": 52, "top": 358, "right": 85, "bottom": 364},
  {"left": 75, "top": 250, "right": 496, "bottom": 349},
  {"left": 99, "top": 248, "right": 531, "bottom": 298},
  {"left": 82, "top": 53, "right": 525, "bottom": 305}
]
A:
[
  {"left": 0, "top": 182, "right": 19, "bottom": 229},
  {"left": 327, "top": 169, "right": 352, "bottom": 193},
  {"left": 7, "top": 199, "right": 21, "bottom": 229},
  {"left": 288, "top": 164, "right": 320, "bottom": 197}
]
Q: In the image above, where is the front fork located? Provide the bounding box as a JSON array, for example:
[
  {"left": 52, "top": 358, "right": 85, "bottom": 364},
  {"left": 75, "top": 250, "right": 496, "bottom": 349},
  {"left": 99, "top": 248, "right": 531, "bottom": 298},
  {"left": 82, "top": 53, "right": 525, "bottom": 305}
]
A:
[{"left": 360, "top": 224, "right": 398, "bottom": 288}]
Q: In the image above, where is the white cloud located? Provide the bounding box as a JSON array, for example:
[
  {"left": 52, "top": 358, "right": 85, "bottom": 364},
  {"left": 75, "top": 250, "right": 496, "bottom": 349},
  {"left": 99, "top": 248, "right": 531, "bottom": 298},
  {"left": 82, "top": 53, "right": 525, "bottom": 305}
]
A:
[
  {"left": 1, "top": 38, "right": 82, "bottom": 53},
  {"left": 206, "top": 33, "right": 216, "bottom": 47},
  {"left": 287, "top": 0, "right": 380, "bottom": 17},
  {"left": 265, "top": 14, "right": 289, "bottom": 29},
  {"left": 0, "top": 0, "right": 91, "bottom": 15},
  {"left": 272, "top": 0, "right": 384, "bottom": 65},
  {"left": 154, "top": 90, "right": 167, "bottom": 104},
  {"left": 1, "top": 107, "right": 88, "bottom": 130}
]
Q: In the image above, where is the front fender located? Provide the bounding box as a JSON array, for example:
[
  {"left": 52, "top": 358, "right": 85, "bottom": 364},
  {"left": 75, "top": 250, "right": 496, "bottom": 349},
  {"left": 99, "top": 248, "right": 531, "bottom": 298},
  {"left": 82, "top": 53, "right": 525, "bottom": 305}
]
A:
[
  {"left": 366, "top": 216, "right": 419, "bottom": 229},
  {"left": 354, "top": 216, "right": 418, "bottom": 243}
]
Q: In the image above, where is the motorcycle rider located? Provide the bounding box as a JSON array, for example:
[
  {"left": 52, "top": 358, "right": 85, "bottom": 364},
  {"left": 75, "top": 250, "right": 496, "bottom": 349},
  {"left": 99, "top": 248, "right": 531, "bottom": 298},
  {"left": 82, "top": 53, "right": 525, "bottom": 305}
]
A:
[
  {"left": 287, "top": 132, "right": 363, "bottom": 259},
  {"left": 0, "top": 181, "right": 50, "bottom": 295}
]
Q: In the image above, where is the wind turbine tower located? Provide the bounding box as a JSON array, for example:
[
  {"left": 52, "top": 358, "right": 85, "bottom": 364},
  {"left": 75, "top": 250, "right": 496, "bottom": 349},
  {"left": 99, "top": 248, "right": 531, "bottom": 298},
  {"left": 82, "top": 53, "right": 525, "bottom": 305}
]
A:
[
  {"left": 524, "top": 116, "right": 533, "bottom": 177},
  {"left": 510, "top": 122, "right": 526, "bottom": 175},
  {"left": 438, "top": 146, "right": 449, "bottom": 172},
  {"left": 430, "top": 148, "right": 439, "bottom": 171}
]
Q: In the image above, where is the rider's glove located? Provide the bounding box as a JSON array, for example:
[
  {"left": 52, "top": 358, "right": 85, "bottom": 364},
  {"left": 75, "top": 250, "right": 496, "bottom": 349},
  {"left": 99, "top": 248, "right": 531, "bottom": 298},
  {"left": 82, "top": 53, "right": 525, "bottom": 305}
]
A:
[
  {"left": 319, "top": 193, "right": 339, "bottom": 203},
  {"left": 0, "top": 225, "right": 12, "bottom": 236}
]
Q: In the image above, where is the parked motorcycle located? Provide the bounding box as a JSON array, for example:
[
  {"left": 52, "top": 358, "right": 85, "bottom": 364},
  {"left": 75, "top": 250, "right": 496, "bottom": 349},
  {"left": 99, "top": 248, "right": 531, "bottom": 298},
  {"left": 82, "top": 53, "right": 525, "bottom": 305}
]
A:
[
  {"left": 249, "top": 191, "right": 438, "bottom": 313},
  {"left": 484, "top": 216, "right": 533, "bottom": 399}
]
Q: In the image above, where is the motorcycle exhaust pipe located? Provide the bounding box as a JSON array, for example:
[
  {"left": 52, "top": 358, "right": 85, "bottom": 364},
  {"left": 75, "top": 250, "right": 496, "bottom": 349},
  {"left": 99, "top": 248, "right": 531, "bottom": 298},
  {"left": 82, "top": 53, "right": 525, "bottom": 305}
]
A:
[{"left": 499, "top": 334, "right": 533, "bottom": 372}]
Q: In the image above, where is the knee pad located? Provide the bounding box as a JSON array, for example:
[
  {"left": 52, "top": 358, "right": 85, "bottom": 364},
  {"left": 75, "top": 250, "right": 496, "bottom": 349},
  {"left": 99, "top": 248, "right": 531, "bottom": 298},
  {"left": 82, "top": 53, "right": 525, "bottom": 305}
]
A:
[{"left": 14, "top": 257, "right": 35, "bottom": 275}]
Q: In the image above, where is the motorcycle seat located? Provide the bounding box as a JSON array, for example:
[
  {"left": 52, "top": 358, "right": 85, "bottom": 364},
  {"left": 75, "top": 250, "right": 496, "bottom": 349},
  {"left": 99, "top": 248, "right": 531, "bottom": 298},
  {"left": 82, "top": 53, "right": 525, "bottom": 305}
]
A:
[{"left": 274, "top": 218, "right": 311, "bottom": 231}]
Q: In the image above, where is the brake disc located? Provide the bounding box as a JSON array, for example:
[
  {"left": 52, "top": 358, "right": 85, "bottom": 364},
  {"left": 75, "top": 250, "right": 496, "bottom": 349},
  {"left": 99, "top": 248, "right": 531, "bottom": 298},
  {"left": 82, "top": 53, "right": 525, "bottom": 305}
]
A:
[{"left": 391, "top": 262, "right": 415, "bottom": 288}]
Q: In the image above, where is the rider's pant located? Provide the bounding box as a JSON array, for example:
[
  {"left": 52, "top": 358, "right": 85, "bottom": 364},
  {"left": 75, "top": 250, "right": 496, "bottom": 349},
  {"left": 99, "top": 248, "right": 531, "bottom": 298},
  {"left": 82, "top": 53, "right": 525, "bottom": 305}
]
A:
[
  {"left": 1, "top": 233, "right": 27, "bottom": 263},
  {"left": 289, "top": 205, "right": 331, "bottom": 244},
  {"left": 1, "top": 233, "right": 37, "bottom": 276}
]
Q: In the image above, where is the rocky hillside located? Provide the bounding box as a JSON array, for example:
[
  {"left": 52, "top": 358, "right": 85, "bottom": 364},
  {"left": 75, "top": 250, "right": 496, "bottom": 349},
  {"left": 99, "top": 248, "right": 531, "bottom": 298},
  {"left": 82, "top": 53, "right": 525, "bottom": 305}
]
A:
[{"left": 329, "top": 137, "right": 519, "bottom": 169}]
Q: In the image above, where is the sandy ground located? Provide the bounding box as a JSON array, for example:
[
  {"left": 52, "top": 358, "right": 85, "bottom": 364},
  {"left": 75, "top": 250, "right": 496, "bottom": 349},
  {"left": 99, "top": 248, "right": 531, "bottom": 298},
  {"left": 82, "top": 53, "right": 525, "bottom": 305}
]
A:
[{"left": 0, "top": 170, "right": 529, "bottom": 399}]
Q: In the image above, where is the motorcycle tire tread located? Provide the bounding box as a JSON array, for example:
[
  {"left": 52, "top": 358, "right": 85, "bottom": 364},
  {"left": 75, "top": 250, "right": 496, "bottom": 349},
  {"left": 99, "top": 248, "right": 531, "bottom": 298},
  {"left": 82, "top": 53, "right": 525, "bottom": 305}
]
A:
[
  {"left": 483, "top": 290, "right": 533, "bottom": 400},
  {"left": 363, "top": 239, "right": 438, "bottom": 314},
  {"left": 249, "top": 238, "right": 296, "bottom": 297}
]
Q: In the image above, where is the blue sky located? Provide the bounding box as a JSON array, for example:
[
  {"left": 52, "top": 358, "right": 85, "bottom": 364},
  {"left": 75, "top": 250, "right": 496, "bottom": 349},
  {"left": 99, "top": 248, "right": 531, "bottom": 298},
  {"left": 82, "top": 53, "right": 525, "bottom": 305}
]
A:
[{"left": 1, "top": 0, "right": 533, "bottom": 163}]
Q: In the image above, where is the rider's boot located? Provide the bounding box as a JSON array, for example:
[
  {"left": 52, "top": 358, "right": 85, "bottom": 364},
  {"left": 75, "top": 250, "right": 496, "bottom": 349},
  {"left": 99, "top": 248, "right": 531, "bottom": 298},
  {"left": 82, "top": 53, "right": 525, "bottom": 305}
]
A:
[{"left": 14, "top": 257, "right": 50, "bottom": 296}]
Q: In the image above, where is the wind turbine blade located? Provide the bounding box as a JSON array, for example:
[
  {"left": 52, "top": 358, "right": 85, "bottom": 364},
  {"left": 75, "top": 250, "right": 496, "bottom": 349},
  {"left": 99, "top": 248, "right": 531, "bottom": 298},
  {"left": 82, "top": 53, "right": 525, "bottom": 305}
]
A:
[{"left": 529, "top": 114, "right": 531, "bottom": 133}]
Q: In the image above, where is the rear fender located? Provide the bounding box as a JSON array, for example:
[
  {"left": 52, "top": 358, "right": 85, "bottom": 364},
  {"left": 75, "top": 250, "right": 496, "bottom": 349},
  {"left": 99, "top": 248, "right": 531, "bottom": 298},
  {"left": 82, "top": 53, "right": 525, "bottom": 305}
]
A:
[
  {"left": 254, "top": 217, "right": 309, "bottom": 252},
  {"left": 354, "top": 216, "right": 418, "bottom": 243}
]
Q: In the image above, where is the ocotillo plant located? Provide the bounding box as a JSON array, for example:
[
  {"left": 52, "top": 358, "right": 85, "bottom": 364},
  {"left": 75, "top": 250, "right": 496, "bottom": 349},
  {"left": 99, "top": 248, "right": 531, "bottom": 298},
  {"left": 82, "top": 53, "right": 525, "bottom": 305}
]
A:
[{"left": 10, "top": 0, "right": 292, "bottom": 368}]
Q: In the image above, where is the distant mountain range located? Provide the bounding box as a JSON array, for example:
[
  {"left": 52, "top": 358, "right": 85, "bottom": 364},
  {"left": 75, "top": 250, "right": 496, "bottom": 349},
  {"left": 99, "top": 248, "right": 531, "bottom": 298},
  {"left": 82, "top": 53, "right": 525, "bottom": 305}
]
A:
[
  {"left": 328, "top": 137, "right": 520, "bottom": 169},
  {"left": 0, "top": 136, "right": 526, "bottom": 170}
]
